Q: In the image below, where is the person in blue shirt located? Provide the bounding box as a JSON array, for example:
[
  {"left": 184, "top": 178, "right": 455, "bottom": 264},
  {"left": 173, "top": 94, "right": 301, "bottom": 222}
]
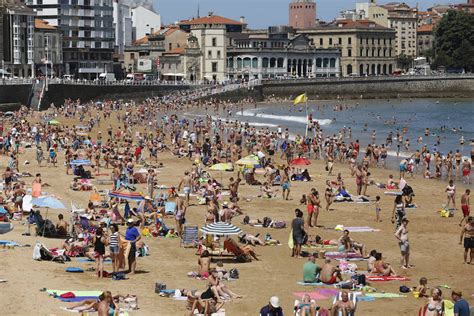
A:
[
  {"left": 260, "top": 296, "right": 283, "bottom": 316},
  {"left": 452, "top": 290, "right": 470, "bottom": 316},
  {"left": 125, "top": 219, "right": 141, "bottom": 274}
]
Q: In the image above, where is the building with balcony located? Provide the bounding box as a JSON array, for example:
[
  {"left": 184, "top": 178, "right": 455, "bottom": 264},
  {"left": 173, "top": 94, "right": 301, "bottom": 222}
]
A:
[
  {"left": 26, "top": 0, "right": 115, "bottom": 78},
  {"left": 417, "top": 24, "right": 434, "bottom": 56},
  {"left": 227, "top": 26, "right": 340, "bottom": 79},
  {"left": 124, "top": 32, "right": 164, "bottom": 73},
  {"left": 300, "top": 19, "right": 396, "bottom": 76},
  {"left": 34, "top": 19, "right": 62, "bottom": 76},
  {"left": 383, "top": 2, "right": 418, "bottom": 57},
  {"left": 0, "top": 0, "right": 36, "bottom": 77}
]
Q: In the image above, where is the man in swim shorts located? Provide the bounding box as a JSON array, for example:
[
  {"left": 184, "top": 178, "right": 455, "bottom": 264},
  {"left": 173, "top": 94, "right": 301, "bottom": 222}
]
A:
[
  {"left": 460, "top": 189, "right": 471, "bottom": 226},
  {"left": 459, "top": 216, "right": 474, "bottom": 264},
  {"left": 320, "top": 259, "right": 343, "bottom": 284},
  {"left": 281, "top": 171, "right": 290, "bottom": 200},
  {"left": 178, "top": 170, "right": 192, "bottom": 206}
]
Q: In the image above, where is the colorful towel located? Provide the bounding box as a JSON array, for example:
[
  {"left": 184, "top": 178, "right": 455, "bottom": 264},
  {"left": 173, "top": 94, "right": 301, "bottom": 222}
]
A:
[
  {"left": 365, "top": 293, "right": 407, "bottom": 298},
  {"left": 343, "top": 227, "right": 380, "bottom": 232},
  {"left": 297, "top": 281, "right": 325, "bottom": 286},
  {"left": 384, "top": 191, "right": 403, "bottom": 196},
  {"left": 357, "top": 296, "right": 376, "bottom": 302},
  {"left": 366, "top": 276, "right": 410, "bottom": 282},
  {"left": 59, "top": 296, "right": 99, "bottom": 302},
  {"left": 325, "top": 252, "right": 363, "bottom": 259},
  {"left": 47, "top": 290, "right": 103, "bottom": 297}
]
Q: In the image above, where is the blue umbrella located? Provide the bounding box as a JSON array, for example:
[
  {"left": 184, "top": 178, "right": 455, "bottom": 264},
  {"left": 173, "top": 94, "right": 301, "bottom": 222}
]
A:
[
  {"left": 31, "top": 196, "right": 66, "bottom": 209},
  {"left": 70, "top": 159, "right": 91, "bottom": 166}
]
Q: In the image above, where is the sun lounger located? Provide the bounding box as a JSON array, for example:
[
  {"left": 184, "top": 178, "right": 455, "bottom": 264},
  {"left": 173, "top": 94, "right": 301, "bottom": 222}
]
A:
[
  {"left": 165, "top": 202, "right": 176, "bottom": 215},
  {"left": 181, "top": 225, "right": 199, "bottom": 247}
]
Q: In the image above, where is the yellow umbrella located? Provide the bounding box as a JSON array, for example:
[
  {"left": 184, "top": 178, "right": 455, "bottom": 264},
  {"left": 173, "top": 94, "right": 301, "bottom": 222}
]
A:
[
  {"left": 209, "top": 163, "right": 234, "bottom": 171},
  {"left": 235, "top": 154, "right": 260, "bottom": 167}
]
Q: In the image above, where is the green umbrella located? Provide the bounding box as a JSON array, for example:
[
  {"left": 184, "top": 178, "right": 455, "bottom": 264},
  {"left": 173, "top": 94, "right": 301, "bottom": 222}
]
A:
[{"left": 48, "top": 119, "right": 61, "bottom": 125}]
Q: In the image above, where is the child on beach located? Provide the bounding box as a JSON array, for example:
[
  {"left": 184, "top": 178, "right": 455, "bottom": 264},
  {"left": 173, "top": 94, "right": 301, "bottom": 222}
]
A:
[
  {"left": 413, "top": 277, "right": 429, "bottom": 298},
  {"left": 370, "top": 196, "right": 382, "bottom": 222}
]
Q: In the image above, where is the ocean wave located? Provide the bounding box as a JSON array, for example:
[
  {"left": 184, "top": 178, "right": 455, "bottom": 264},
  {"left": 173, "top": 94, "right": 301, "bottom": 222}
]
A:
[{"left": 236, "top": 110, "right": 332, "bottom": 126}]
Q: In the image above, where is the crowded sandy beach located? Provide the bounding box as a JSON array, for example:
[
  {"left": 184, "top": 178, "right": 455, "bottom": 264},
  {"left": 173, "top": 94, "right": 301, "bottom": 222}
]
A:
[{"left": 0, "top": 92, "right": 472, "bottom": 316}]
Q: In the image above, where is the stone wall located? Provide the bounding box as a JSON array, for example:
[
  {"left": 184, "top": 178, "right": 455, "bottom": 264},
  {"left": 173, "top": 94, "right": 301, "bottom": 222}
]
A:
[
  {"left": 40, "top": 84, "right": 192, "bottom": 108},
  {"left": 262, "top": 77, "right": 474, "bottom": 99},
  {"left": 0, "top": 84, "right": 31, "bottom": 105},
  {"left": 199, "top": 85, "right": 264, "bottom": 102}
]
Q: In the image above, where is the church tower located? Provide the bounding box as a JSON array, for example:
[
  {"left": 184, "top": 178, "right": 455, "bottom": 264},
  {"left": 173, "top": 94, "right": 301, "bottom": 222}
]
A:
[{"left": 289, "top": 0, "right": 316, "bottom": 29}]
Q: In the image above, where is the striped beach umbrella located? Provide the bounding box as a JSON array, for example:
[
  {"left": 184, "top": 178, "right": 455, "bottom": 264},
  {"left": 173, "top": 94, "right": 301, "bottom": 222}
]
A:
[
  {"left": 290, "top": 157, "right": 311, "bottom": 166},
  {"left": 200, "top": 222, "right": 242, "bottom": 236},
  {"left": 109, "top": 190, "right": 144, "bottom": 201}
]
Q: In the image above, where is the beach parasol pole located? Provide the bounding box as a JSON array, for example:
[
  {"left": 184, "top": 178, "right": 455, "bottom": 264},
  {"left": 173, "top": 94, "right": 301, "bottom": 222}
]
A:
[{"left": 42, "top": 207, "right": 49, "bottom": 237}]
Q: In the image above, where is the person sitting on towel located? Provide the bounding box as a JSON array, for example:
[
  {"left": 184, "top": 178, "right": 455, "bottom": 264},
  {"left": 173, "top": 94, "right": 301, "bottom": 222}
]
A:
[{"left": 320, "top": 259, "right": 343, "bottom": 285}]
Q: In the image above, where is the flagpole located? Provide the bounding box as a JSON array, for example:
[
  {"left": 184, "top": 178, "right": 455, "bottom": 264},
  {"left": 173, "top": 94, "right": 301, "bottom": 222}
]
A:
[{"left": 304, "top": 93, "right": 308, "bottom": 138}]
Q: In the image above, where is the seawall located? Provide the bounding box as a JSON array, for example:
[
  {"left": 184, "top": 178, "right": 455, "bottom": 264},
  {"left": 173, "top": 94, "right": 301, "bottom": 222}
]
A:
[{"left": 261, "top": 76, "right": 474, "bottom": 100}]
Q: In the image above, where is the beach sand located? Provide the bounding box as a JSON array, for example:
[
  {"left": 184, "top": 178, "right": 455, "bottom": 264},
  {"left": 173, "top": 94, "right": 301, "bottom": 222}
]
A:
[{"left": 0, "top": 110, "right": 472, "bottom": 316}]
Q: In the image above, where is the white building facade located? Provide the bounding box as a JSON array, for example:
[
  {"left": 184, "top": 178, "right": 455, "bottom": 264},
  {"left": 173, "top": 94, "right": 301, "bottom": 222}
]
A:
[
  {"left": 191, "top": 25, "right": 227, "bottom": 82},
  {"left": 131, "top": 5, "right": 161, "bottom": 43}
]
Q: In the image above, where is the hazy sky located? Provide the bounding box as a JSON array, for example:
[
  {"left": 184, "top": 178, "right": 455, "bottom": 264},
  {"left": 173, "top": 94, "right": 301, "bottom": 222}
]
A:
[{"left": 155, "top": 0, "right": 461, "bottom": 27}]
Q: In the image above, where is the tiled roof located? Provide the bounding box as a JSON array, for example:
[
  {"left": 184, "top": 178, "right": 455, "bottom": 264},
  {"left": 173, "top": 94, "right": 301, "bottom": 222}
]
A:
[
  {"left": 35, "top": 19, "right": 56, "bottom": 30},
  {"left": 179, "top": 15, "right": 242, "bottom": 26},
  {"left": 163, "top": 47, "right": 185, "bottom": 55},
  {"left": 332, "top": 19, "right": 388, "bottom": 29},
  {"left": 417, "top": 24, "right": 434, "bottom": 33}
]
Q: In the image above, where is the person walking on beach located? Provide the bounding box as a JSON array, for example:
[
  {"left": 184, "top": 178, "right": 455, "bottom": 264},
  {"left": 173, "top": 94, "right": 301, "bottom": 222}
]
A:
[
  {"left": 462, "top": 158, "right": 471, "bottom": 185},
  {"left": 93, "top": 227, "right": 107, "bottom": 278},
  {"left": 395, "top": 218, "right": 411, "bottom": 269},
  {"left": 291, "top": 209, "right": 305, "bottom": 258},
  {"left": 459, "top": 216, "right": 474, "bottom": 264},
  {"left": 125, "top": 219, "right": 141, "bottom": 274},
  {"left": 460, "top": 190, "right": 470, "bottom": 226},
  {"left": 178, "top": 171, "right": 192, "bottom": 206}
]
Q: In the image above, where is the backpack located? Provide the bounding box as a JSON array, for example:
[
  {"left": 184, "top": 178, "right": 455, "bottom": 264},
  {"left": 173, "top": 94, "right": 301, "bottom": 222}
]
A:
[
  {"left": 402, "top": 185, "right": 414, "bottom": 196},
  {"left": 229, "top": 268, "right": 239, "bottom": 279},
  {"left": 400, "top": 285, "right": 410, "bottom": 293},
  {"left": 358, "top": 274, "right": 366, "bottom": 286},
  {"left": 271, "top": 220, "right": 286, "bottom": 229}
]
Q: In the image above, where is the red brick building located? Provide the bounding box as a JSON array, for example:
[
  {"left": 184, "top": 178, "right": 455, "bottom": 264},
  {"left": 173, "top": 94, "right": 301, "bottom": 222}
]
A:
[{"left": 289, "top": 0, "right": 316, "bottom": 29}]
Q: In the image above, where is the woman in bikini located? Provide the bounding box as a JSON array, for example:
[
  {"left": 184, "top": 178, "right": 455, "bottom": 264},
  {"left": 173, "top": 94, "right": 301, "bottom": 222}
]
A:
[
  {"left": 424, "top": 288, "right": 445, "bottom": 316},
  {"left": 324, "top": 180, "right": 333, "bottom": 212},
  {"left": 445, "top": 180, "right": 456, "bottom": 210}
]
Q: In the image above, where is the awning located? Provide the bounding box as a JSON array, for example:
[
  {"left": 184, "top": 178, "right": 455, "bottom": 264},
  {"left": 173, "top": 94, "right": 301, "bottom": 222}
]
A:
[{"left": 162, "top": 73, "right": 184, "bottom": 76}]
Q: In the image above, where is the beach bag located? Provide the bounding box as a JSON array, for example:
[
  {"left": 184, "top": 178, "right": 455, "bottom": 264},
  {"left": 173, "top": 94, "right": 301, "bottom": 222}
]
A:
[
  {"left": 358, "top": 274, "right": 366, "bottom": 286},
  {"left": 33, "top": 243, "right": 42, "bottom": 260},
  {"left": 400, "top": 285, "right": 410, "bottom": 293},
  {"left": 229, "top": 268, "right": 239, "bottom": 279},
  {"left": 155, "top": 282, "right": 166, "bottom": 294}
]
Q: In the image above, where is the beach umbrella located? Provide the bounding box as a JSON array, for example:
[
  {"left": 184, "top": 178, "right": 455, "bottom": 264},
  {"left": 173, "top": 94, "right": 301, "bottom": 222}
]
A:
[
  {"left": 109, "top": 190, "right": 144, "bottom": 201},
  {"left": 209, "top": 163, "right": 234, "bottom": 171},
  {"left": 235, "top": 155, "right": 261, "bottom": 167},
  {"left": 70, "top": 159, "right": 91, "bottom": 166},
  {"left": 32, "top": 196, "right": 67, "bottom": 209},
  {"left": 200, "top": 222, "right": 242, "bottom": 236},
  {"left": 290, "top": 157, "right": 311, "bottom": 166},
  {"left": 48, "top": 119, "right": 60, "bottom": 125}
]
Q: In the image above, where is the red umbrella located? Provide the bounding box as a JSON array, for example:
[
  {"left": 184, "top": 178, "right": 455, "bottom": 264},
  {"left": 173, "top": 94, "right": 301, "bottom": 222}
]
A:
[{"left": 290, "top": 157, "right": 311, "bottom": 166}]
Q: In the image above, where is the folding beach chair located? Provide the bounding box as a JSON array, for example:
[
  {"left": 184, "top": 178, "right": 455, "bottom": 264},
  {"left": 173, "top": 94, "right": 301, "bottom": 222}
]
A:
[
  {"left": 180, "top": 225, "right": 199, "bottom": 247},
  {"left": 331, "top": 292, "right": 359, "bottom": 316}
]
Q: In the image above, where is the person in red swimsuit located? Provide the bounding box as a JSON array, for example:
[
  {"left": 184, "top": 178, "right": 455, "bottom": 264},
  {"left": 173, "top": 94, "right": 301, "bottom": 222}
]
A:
[
  {"left": 460, "top": 189, "right": 470, "bottom": 226},
  {"left": 320, "top": 259, "right": 343, "bottom": 284}
]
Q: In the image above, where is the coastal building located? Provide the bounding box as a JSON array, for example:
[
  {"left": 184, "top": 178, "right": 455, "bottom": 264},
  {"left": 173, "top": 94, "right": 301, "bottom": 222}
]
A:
[
  {"left": 457, "top": 0, "right": 474, "bottom": 13},
  {"left": 131, "top": 5, "right": 161, "bottom": 41},
  {"left": 178, "top": 13, "right": 245, "bottom": 82},
  {"left": 355, "top": 0, "right": 389, "bottom": 28},
  {"left": 34, "top": 19, "right": 62, "bottom": 76},
  {"left": 227, "top": 26, "right": 340, "bottom": 79},
  {"left": 417, "top": 24, "right": 434, "bottom": 56},
  {"left": 124, "top": 31, "right": 164, "bottom": 74},
  {"left": 289, "top": 0, "right": 316, "bottom": 29},
  {"left": 300, "top": 19, "right": 396, "bottom": 76},
  {"left": 383, "top": 2, "right": 418, "bottom": 57},
  {"left": 0, "top": 0, "right": 36, "bottom": 77},
  {"left": 26, "top": 0, "right": 115, "bottom": 78},
  {"left": 113, "top": 0, "right": 133, "bottom": 54}
]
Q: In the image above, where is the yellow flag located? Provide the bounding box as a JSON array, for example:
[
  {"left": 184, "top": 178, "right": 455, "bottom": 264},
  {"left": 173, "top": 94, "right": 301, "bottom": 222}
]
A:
[{"left": 293, "top": 93, "right": 307, "bottom": 105}]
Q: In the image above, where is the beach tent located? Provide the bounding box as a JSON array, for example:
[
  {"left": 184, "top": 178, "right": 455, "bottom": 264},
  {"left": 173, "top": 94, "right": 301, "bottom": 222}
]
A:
[
  {"left": 48, "top": 119, "right": 61, "bottom": 125},
  {"left": 109, "top": 189, "right": 144, "bottom": 201},
  {"left": 209, "top": 163, "right": 233, "bottom": 171},
  {"left": 290, "top": 157, "right": 311, "bottom": 166},
  {"left": 200, "top": 222, "right": 242, "bottom": 236},
  {"left": 235, "top": 155, "right": 261, "bottom": 168}
]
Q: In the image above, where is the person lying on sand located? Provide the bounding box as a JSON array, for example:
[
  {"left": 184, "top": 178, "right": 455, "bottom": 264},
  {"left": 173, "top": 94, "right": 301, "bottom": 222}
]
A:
[{"left": 67, "top": 291, "right": 118, "bottom": 316}]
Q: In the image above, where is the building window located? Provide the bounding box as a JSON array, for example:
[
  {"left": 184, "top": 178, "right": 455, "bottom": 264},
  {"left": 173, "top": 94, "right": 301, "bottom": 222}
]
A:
[
  {"left": 329, "top": 38, "right": 333, "bottom": 45},
  {"left": 360, "top": 49, "right": 363, "bottom": 56},
  {"left": 348, "top": 48, "right": 352, "bottom": 57},
  {"left": 338, "top": 37, "right": 342, "bottom": 45},
  {"left": 319, "top": 38, "right": 323, "bottom": 46},
  {"left": 212, "top": 37, "right": 217, "bottom": 47},
  {"left": 212, "top": 62, "right": 217, "bottom": 72},
  {"left": 130, "top": 53, "right": 135, "bottom": 59},
  {"left": 169, "top": 43, "right": 172, "bottom": 50},
  {"left": 217, "top": 50, "right": 221, "bottom": 58},
  {"left": 208, "top": 50, "right": 212, "bottom": 58},
  {"left": 348, "top": 37, "right": 352, "bottom": 45}
]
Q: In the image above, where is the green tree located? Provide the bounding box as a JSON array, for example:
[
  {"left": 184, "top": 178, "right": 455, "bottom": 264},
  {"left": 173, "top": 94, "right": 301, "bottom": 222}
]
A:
[
  {"left": 396, "top": 54, "right": 413, "bottom": 70},
  {"left": 434, "top": 10, "right": 474, "bottom": 71}
]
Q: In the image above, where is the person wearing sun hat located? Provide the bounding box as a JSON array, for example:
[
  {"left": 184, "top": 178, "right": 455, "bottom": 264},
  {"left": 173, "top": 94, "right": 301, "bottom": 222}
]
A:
[
  {"left": 451, "top": 290, "right": 470, "bottom": 316},
  {"left": 259, "top": 296, "right": 283, "bottom": 316}
]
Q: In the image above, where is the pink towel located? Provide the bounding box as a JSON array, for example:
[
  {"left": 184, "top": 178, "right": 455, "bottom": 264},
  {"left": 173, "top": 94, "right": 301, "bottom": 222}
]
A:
[{"left": 366, "top": 275, "right": 410, "bottom": 281}]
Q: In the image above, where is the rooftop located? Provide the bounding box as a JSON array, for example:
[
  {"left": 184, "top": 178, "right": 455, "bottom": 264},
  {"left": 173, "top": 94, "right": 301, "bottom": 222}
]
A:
[
  {"left": 179, "top": 14, "right": 243, "bottom": 26},
  {"left": 35, "top": 19, "right": 56, "bottom": 30},
  {"left": 417, "top": 24, "right": 434, "bottom": 33}
]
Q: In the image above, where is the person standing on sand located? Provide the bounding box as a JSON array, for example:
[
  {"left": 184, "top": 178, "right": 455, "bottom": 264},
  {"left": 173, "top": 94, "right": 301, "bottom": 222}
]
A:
[
  {"left": 291, "top": 209, "right": 305, "bottom": 258},
  {"left": 178, "top": 171, "right": 192, "bottom": 206},
  {"left": 460, "top": 190, "right": 470, "bottom": 226},
  {"left": 446, "top": 180, "right": 456, "bottom": 210},
  {"left": 462, "top": 158, "right": 471, "bottom": 185},
  {"left": 459, "top": 216, "right": 474, "bottom": 264},
  {"left": 125, "top": 219, "right": 141, "bottom": 274},
  {"left": 395, "top": 218, "right": 412, "bottom": 269},
  {"left": 306, "top": 189, "right": 317, "bottom": 227}
]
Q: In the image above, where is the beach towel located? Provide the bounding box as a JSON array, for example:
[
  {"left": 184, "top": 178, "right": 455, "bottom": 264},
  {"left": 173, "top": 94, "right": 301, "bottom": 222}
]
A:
[
  {"left": 47, "top": 290, "right": 103, "bottom": 297},
  {"left": 366, "top": 276, "right": 410, "bottom": 282},
  {"left": 293, "top": 292, "right": 329, "bottom": 300},
  {"left": 325, "top": 252, "right": 363, "bottom": 259},
  {"left": 59, "top": 296, "right": 98, "bottom": 302},
  {"left": 384, "top": 191, "right": 403, "bottom": 196},
  {"left": 342, "top": 226, "right": 380, "bottom": 232},
  {"left": 357, "top": 296, "right": 376, "bottom": 302},
  {"left": 32, "top": 182, "right": 42, "bottom": 198},
  {"left": 65, "top": 267, "right": 84, "bottom": 273},
  {"left": 365, "top": 293, "right": 407, "bottom": 298},
  {"left": 297, "top": 281, "right": 325, "bottom": 286},
  {"left": 0, "top": 240, "right": 19, "bottom": 246},
  {"left": 164, "top": 202, "right": 176, "bottom": 215}
]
